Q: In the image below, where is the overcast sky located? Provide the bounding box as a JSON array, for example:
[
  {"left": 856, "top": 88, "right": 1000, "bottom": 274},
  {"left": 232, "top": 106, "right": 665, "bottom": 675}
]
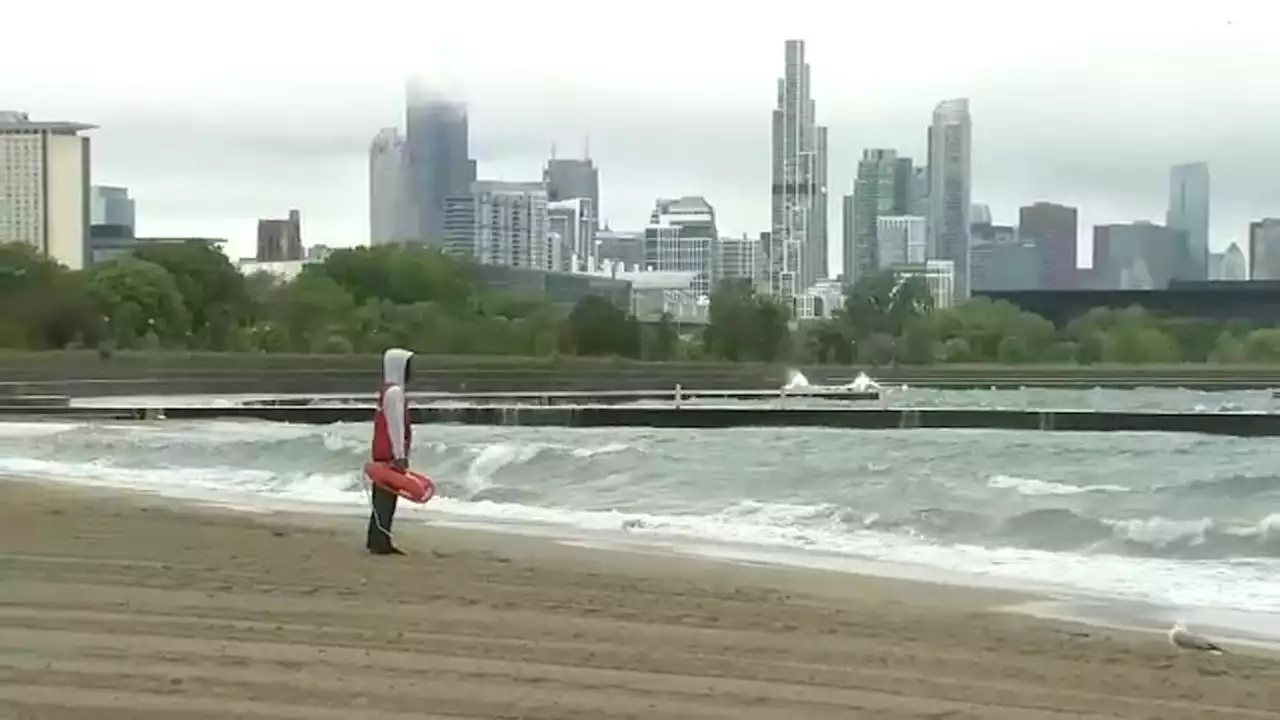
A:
[{"left": 5, "top": 0, "right": 1277, "bottom": 268}]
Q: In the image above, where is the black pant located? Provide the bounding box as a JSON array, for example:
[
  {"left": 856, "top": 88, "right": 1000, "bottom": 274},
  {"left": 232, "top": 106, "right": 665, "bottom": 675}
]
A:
[{"left": 366, "top": 484, "right": 400, "bottom": 553}]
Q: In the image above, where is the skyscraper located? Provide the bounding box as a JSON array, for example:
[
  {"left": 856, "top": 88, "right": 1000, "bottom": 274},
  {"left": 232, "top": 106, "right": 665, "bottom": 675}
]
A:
[
  {"left": 844, "top": 149, "right": 899, "bottom": 284},
  {"left": 369, "top": 128, "right": 409, "bottom": 245},
  {"left": 543, "top": 154, "right": 600, "bottom": 229},
  {"left": 927, "top": 99, "right": 972, "bottom": 301},
  {"left": 1019, "top": 201, "right": 1078, "bottom": 289},
  {"left": 1249, "top": 218, "right": 1280, "bottom": 280},
  {"left": 90, "top": 185, "right": 135, "bottom": 232},
  {"left": 1167, "top": 162, "right": 1210, "bottom": 281},
  {"left": 768, "top": 39, "right": 828, "bottom": 302},
  {"left": 404, "top": 79, "right": 476, "bottom": 245},
  {"left": 0, "top": 111, "right": 94, "bottom": 270}
]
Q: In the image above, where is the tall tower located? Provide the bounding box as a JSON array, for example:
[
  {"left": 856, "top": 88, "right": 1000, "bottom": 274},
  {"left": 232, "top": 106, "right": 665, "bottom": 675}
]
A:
[
  {"left": 768, "top": 39, "right": 828, "bottom": 303},
  {"left": 845, "top": 149, "right": 900, "bottom": 284},
  {"left": 403, "top": 78, "right": 476, "bottom": 245},
  {"left": 1167, "top": 162, "right": 1210, "bottom": 281},
  {"left": 369, "top": 128, "right": 409, "bottom": 245},
  {"left": 927, "top": 98, "right": 972, "bottom": 302}
]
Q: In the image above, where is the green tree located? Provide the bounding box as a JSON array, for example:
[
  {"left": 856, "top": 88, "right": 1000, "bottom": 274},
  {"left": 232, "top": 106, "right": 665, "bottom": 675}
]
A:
[
  {"left": 275, "top": 272, "right": 356, "bottom": 352},
  {"left": 704, "top": 280, "right": 791, "bottom": 362},
  {"left": 319, "top": 245, "right": 476, "bottom": 310},
  {"left": 641, "top": 313, "right": 678, "bottom": 361},
  {"left": 0, "top": 243, "right": 102, "bottom": 349},
  {"left": 85, "top": 258, "right": 191, "bottom": 349},
  {"left": 565, "top": 295, "right": 639, "bottom": 357},
  {"left": 133, "top": 243, "right": 249, "bottom": 350}
]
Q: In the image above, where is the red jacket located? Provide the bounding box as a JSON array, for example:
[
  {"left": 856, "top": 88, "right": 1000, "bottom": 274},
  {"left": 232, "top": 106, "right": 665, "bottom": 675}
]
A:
[{"left": 370, "top": 381, "right": 411, "bottom": 462}]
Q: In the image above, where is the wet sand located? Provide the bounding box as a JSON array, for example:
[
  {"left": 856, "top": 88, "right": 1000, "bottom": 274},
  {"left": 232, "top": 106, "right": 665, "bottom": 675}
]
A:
[{"left": 0, "top": 481, "right": 1277, "bottom": 719}]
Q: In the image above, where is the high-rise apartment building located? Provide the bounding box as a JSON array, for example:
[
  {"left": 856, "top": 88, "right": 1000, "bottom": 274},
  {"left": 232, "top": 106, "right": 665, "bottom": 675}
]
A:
[
  {"left": 645, "top": 196, "right": 717, "bottom": 295},
  {"left": 0, "top": 111, "right": 94, "bottom": 270},
  {"left": 927, "top": 98, "right": 972, "bottom": 301},
  {"left": 768, "top": 39, "right": 828, "bottom": 302},
  {"left": 369, "top": 128, "right": 412, "bottom": 245},
  {"left": 443, "top": 181, "right": 551, "bottom": 269},
  {"left": 404, "top": 79, "right": 476, "bottom": 245},
  {"left": 1249, "top": 219, "right": 1280, "bottom": 280},
  {"left": 844, "top": 149, "right": 900, "bottom": 284},
  {"left": 547, "top": 197, "right": 596, "bottom": 271},
  {"left": 1019, "top": 201, "right": 1078, "bottom": 289},
  {"left": 1167, "top": 162, "right": 1210, "bottom": 281},
  {"left": 256, "top": 210, "right": 303, "bottom": 261},
  {"left": 90, "top": 185, "right": 135, "bottom": 233},
  {"left": 543, "top": 155, "right": 600, "bottom": 229}
]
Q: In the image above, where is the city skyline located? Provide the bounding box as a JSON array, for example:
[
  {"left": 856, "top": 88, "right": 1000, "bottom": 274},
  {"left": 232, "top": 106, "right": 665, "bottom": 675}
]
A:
[{"left": 3, "top": 1, "right": 1276, "bottom": 264}]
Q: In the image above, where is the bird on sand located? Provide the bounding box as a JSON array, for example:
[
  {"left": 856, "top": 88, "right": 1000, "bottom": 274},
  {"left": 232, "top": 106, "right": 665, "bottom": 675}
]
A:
[{"left": 1168, "top": 621, "right": 1229, "bottom": 655}]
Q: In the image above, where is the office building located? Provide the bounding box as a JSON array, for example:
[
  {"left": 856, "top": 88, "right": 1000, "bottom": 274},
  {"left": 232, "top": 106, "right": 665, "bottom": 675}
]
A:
[
  {"left": 875, "top": 215, "right": 927, "bottom": 269},
  {"left": 404, "top": 78, "right": 476, "bottom": 245},
  {"left": 844, "top": 149, "right": 899, "bottom": 284},
  {"left": 1167, "top": 162, "right": 1210, "bottom": 281},
  {"left": 1249, "top": 219, "right": 1280, "bottom": 280},
  {"left": 1019, "top": 201, "right": 1078, "bottom": 289},
  {"left": 443, "top": 181, "right": 550, "bottom": 269},
  {"left": 1219, "top": 242, "right": 1247, "bottom": 280},
  {"left": 927, "top": 98, "right": 973, "bottom": 301},
  {"left": 0, "top": 111, "right": 94, "bottom": 270},
  {"left": 547, "top": 197, "right": 595, "bottom": 271},
  {"left": 1092, "top": 222, "right": 1189, "bottom": 290},
  {"left": 369, "top": 128, "right": 412, "bottom": 245},
  {"left": 543, "top": 155, "right": 600, "bottom": 229},
  {"left": 714, "top": 234, "right": 762, "bottom": 286},
  {"left": 90, "top": 185, "right": 135, "bottom": 233},
  {"left": 256, "top": 210, "right": 303, "bottom": 261},
  {"left": 645, "top": 196, "right": 717, "bottom": 295},
  {"left": 596, "top": 227, "right": 645, "bottom": 269},
  {"left": 892, "top": 259, "right": 956, "bottom": 309},
  {"left": 971, "top": 222, "right": 1039, "bottom": 291},
  {"left": 768, "top": 39, "right": 829, "bottom": 300}
]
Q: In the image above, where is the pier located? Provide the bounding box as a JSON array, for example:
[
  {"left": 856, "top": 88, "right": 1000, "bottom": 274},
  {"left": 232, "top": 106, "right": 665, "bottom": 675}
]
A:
[
  {"left": 240, "top": 387, "right": 881, "bottom": 407},
  {"left": 4, "top": 403, "right": 1280, "bottom": 437}
]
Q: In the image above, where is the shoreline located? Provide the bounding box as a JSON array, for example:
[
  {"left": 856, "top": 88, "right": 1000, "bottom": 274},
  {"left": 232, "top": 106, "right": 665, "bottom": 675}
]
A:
[
  {"left": 2, "top": 480, "right": 1278, "bottom": 717},
  {"left": 8, "top": 468, "right": 1280, "bottom": 652}
]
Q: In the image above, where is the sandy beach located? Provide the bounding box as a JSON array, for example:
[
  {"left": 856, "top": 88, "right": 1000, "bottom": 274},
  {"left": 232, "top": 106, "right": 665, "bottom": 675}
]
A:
[{"left": 0, "top": 481, "right": 1276, "bottom": 719}]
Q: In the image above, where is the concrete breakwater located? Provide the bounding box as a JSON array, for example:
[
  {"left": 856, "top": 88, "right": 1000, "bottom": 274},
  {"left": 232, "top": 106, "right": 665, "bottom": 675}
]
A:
[
  {"left": 7, "top": 404, "right": 1280, "bottom": 437},
  {"left": 4, "top": 351, "right": 1280, "bottom": 393}
]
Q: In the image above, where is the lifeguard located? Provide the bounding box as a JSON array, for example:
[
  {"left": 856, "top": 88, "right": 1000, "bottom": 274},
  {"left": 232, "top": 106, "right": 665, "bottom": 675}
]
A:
[{"left": 364, "top": 347, "right": 434, "bottom": 555}]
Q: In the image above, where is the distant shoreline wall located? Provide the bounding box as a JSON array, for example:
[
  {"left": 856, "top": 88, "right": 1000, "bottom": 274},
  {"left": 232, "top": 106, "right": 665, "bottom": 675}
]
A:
[{"left": 0, "top": 352, "right": 1278, "bottom": 395}]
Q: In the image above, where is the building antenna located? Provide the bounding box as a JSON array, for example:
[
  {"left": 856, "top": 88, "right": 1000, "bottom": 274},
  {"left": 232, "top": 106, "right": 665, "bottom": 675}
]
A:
[
  {"left": 583, "top": 133, "right": 591, "bottom": 160},
  {"left": 550, "top": 142, "right": 557, "bottom": 160}
]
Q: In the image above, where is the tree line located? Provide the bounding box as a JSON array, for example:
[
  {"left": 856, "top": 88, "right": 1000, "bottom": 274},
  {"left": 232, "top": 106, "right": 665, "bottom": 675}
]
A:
[{"left": 0, "top": 240, "right": 1274, "bottom": 364}]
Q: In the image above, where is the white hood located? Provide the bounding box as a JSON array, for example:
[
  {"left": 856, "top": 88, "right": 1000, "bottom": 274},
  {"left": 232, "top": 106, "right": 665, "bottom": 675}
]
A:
[{"left": 382, "top": 347, "right": 414, "bottom": 386}]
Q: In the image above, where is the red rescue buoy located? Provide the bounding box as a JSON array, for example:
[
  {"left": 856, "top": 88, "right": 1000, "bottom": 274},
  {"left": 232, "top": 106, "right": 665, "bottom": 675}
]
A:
[{"left": 363, "top": 461, "right": 436, "bottom": 504}]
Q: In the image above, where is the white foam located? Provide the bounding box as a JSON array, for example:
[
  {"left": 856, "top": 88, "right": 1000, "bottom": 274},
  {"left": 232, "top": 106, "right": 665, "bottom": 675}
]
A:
[
  {"left": 0, "top": 421, "right": 82, "bottom": 438},
  {"left": 988, "top": 474, "right": 1132, "bottom": 496}
]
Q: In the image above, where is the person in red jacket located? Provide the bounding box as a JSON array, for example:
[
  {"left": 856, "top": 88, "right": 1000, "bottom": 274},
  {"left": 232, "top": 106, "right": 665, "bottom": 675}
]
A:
[{"left": 367, "top": 347, "right": 414, "bottom": 555}]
